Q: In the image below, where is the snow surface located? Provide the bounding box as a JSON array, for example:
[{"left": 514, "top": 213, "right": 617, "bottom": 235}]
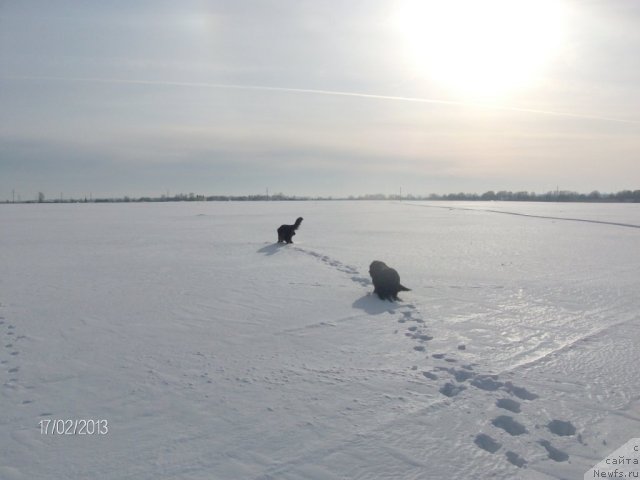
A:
[{"left": 1, "top": 200, "right": 639, "bottom": 479}]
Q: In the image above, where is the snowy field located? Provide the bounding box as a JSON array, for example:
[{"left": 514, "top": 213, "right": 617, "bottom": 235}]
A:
[{"left": 1, "top": 200, "right": 639, "bottom": 479}]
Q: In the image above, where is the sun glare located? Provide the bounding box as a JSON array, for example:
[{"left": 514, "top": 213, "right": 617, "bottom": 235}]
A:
[{"left": 395, "top": 0, "right": 567, "bottom": 99}]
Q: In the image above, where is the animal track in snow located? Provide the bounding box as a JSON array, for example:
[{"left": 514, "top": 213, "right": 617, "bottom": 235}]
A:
[
  {"left": 1, "top": 314, "right": 32, "bottom": 407},
  {"left": 547, "top": 419, "right": 576, "bottom": 436},
  {"left": 496, "top": 398, "right": 521, "bottom": 413},
  {"left": 470, "top": 375, "right": 503, "bottom": 391},
  {"left": 503, "top": 382, "right": 538, "bottom": 400},
  {"left": 474, "top": 434, "right": 501, "bottom": 453},
  {"left": 353, "top": 257, "right": 578, "bottom": 471},
  {"left": 293, "top": 248, "right": 363, "bottom": 281},
  {"left": 409, "top": 330, "right": 568, "bottom": 469},
  {"left": 432, "top": 353, "right": 445, "bottom": 359},
  {"left": 538, "top": 440, "right": 569, "bottom": 462},
  {"left": 433, "top": 367, "right": 538, "bottom": 406},
  {"left": 397, "top": 308, "right": 424, "bottom": 324},
  {"left": 350, "top": 276, "right": 370, "bottom": 287},
  {"left": 505, "top": 450, "right": 527, "bottom": 468},
  {"left": 412, "top": 333, "right": 433, "bottom": 342},
  {"left": 491, "top": 415, "right": 528, "bottom": 436},
  {"left": 439, "top": 382, "right": 466, "bottom": 397},
  {"left": 435, "top": 367, "right": 474, "bottom": 382},
  {"left": 404, "top": 328, "right": 433, "bottom": 342}
]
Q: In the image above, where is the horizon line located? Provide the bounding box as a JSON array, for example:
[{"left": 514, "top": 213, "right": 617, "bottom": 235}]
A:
[{"left": 4, "top": 188, "right": 638, "bottom": 203}]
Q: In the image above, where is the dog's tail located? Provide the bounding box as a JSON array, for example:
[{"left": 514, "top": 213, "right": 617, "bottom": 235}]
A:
[{"left": 398, "top": 284, "right": 411, "bottom": 292}]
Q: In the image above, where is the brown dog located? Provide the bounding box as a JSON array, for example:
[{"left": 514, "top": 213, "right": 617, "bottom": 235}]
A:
[{"left": 369, "top": 261, "right": 410, "bottom": 301}]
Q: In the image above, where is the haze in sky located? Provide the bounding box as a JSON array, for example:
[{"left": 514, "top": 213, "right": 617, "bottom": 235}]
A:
[{"left": 1, "top": 0, "right": 639, "bottom": 199}]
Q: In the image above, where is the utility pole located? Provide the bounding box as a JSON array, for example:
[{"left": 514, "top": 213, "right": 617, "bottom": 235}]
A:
[{"left": 12, "top": 189, "right": 15, "bottom": 203}]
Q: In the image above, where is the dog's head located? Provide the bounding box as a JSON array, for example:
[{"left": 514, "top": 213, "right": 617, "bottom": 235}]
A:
[
  {"left": 294, "top": 217, "right": 304, "bottom": 227},
  {"left": 369, "top": 260, "right": 388, "bottom": 277}
]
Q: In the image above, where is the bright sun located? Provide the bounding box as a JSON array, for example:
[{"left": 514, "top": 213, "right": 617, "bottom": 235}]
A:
[{"left": 395, "top": 0, "right": 567, "bottom": 99}]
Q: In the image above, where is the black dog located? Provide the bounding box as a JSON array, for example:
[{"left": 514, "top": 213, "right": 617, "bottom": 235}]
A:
[
  {"left": 369, "top": 261, "right": 410, "bottom": 301},
  {"left": 277, "top": 217, "right": 303, "bottom": 244}
]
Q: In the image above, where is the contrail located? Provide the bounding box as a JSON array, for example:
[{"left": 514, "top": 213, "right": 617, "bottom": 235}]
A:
[{"left": 4, "top": 75, "right": 639, "bottom": 125}]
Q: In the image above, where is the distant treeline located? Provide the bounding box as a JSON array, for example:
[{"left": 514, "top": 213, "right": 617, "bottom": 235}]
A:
[
  {"left": 5, "top": 189, "right": 640, "bottom": 204},
  {"left": 414, "top": 189, "right": 640, "bottom": 202}
]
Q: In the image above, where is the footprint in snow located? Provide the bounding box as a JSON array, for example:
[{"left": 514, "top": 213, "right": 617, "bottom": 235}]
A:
[
  {"left": 405, "top": 328, "right": 433, "bottom": 342},
  {"left": 351, "top": 276, "right": 370, "bottom": 286},
  {"left": 547, "top": 419, "right": 576, "bottom": 436},
  {"left": 435, "top": 366, "right": 474, "bottom": 382},
  {"left": 389, "top": 290, "right": 545, "bottom": 469},
  {"left": 470, "top": 375, "right": 503, "bottom": 391},
  {"left": 505, "top": 451, "right": 527, "bottom": 468},
  {"left": 474, "top": 433, "right": 501, "bottom": 453},
  {"left": 491, "top": 415, "right": 528, "bottom": 436},
  {"left": 0, "top": 320, "right": 32, "bottom": 405},
  {"left": 439, "top": 382, "right": 466, "bottom": 397},
  {"left": 425, "top": 358, "right": 541, "bottom": 468},
  {"left": 462, "top": 375, "right": 538, "bottom": 401},
  {"left": 538, "top": 440, "right": 569, "bottom": 462},
  {"left": 416, "top": 334, "right": 433, "bottom": 342},
  {"left": 296, "top": 248, "right": 363, "bottom": 280},
  {"left": 503, "top": 382, "right": 538, "bottom": 400},
  {"left": 496, "top": 398, "right": 521, "bottom": 413}
]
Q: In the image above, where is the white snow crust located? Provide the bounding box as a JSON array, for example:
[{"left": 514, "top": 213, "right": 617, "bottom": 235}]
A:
[{"left": 1, "top": 201, "right": 639, "bottom": 479}]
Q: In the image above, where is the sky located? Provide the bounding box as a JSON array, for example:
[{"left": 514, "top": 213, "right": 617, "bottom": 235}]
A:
[{"left": 1, "top": 0, "right": 639, "bottom": 200}]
